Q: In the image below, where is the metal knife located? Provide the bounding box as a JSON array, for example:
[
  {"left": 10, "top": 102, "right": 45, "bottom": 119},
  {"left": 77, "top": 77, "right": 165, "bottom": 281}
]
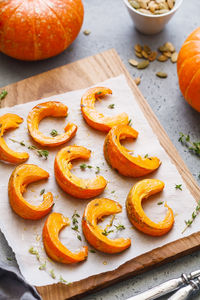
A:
[{"left": 126, "top": 270, "right": 200, "bottom": 300}]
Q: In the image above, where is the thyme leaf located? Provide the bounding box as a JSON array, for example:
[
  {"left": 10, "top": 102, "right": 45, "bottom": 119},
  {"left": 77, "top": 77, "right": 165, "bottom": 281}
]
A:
[
  {"left": 179, "top": 133, "right": 200, "bottom": 156},
  {"left": 108, "top": 104, "right": 115, "bottom": 109},
  {"left": 50, "top": 129, "right": 58, "bottom": 137},
  {"left": 175, "top": 184, "right": 182, "bottom": 191},
  {"left": 0, "top": 90, "right": 8, "bottom": 100},
  {"left": 182, "top": 200, "right": 200, "bottom": 234}
]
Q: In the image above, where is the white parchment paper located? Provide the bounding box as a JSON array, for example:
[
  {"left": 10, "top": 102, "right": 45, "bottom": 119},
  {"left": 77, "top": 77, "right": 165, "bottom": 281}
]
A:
[{"left": 0, "top": 75, "right": 199, "bottom": 286}]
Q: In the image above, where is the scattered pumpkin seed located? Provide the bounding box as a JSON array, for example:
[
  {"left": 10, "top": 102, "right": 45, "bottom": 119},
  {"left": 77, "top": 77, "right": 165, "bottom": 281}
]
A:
[
  {"left": 143, "top": 45, "right": 151, "bottom": 54},
  {"left": 83, "top": 29, "right": 91, "bottom": 36},
  {"left": 171, "top": 51, "right": 178, "bottom": 63},
  {"left": 156, "top": 71, "right": 168, "bottom": 78},
  {"left": 141, "top": 50, "right": 149, "bottom": 59},
  {"left": 128, "top": 59, "right": 138, "bottom": 67},
  {"left": 148, "top": 51, "right": 157, "bottom": 61},
  {"left": 137, "top": 60, "right": 149, "bottom": 69},
  {"left": 134, "top": 77, "right": 141, "bottom": 85},
  {"left": 157, "top": 54, "right": 168, "bottom": 62},
  {"left": 134, "top": 44, "right": 142, "bottom": 53},
  {"left": 135, "top": 51, "right": 143, "bottom": 58},
  {"left": 165, "top": 42, "right": 175, "bottom": 52},
  {"left": 163, "top": 51, "right": 172, "bottom": 58}
]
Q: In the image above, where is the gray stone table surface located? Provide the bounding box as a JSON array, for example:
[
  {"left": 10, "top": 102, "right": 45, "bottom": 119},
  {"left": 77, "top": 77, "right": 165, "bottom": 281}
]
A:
[{"left": 0, "top": 0, "right": 200, "bottom": 299}]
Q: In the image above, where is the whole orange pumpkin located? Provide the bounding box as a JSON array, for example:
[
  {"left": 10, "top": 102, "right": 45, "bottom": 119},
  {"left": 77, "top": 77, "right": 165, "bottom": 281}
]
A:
[
  {"left": 177, "top": 27, "right": 200, "bottom": 112},
  {"left": 0, "top": 0, "right": 84, "bottom": 61}
]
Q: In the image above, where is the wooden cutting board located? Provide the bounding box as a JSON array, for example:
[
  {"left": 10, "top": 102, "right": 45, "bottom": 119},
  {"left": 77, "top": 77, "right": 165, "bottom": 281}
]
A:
[{"left": 2, "top": 49, "right": 200, "bottom": 300}]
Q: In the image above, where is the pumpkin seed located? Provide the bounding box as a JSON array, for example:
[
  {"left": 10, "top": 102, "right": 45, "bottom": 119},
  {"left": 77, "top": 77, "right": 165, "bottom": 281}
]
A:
[
  {"left": 154, "top": 9, "right": 169, "bottom": 14},
  {"left": 163, "top": 51, "right": 172, "bottom": 58},
  {"left": 157, "top": 54, "right": 168, "bottom": 62},
  {"left": 148, "top": 51, "right": 157, "bottom": 61},
  {"left": 138, "top": 8, "right": 153, "bottom": 14},
  {"left": 128, "top": 59, "right": 138, "bottom": 67},
  {"left": 156, "top": 72, "right": 168, "bottom": 78},
  {"left": 134, "top": 44, "right": 142, "bottom": 53},
  {"left": 167, "top": 0, "right": 174, "bottom": 9},
  {"left": 129, "top": 0, "right": 140, "bottom": 9},
  {"left": 143, "top": 45, "right": 152, "bottom": 54},
  {"left": 141, "top": 50, "right": 149, "bottom": 59},
  {"left": 171, "top": 51, "right": 178, "bottom": 63},
  {"left": 83, "top": 30, "right": 91, "bottom": 35},
  {"left": 135, "top": 51, "right": 143, "bottom": 58},
  {"left": 165, "top": 42, "right": 175, "bottom": 52},
  {"left": 137, "top": 60, "right": 149, "bottom": 69},
  {"left": 134, "top": 77, "right": 141, "bottom": 85}
]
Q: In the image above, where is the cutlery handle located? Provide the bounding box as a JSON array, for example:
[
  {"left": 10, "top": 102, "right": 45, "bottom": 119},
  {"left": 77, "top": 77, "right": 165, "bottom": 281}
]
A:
[
  {"left": 128, "top": 278, "right": 183, "bottom": 300},
  {"left": 168, "top": 284, "right": 194, "bottom": 300}
]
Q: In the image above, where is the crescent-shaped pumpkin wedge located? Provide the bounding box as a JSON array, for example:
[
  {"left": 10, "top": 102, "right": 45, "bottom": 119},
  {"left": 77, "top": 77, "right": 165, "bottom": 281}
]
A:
[
  {"left": 81, "top": 87, "right": 129, "bottom": 132},
  {"left": 43, "top": 212, "right": 88, "bottom": 264},
  {"left": 54, "top": 146, "right": 107, "bottom": 199},
  {"left": 82, "top": 198, "right": 131, "bottom": 253},
  {"left": 126, "top": 179, "right": 174, "bottom": 236},
  {"left": 104, "top": 124, "right": 161, "bottom": 177},
  {"left": 8, "top": 164, "right": 54, "bottom": 220},
  {"left": 0, "top": 114, "right": 29, "bottom": 164},
  {"left": 27, "top": 101, "right": 77, "bottom": 147}
]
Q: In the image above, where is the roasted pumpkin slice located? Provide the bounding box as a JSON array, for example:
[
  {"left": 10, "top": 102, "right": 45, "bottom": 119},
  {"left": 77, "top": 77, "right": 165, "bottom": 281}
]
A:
[
  {"left": 54, "top": 146, "right": 107, "bottom": 199},
  {"left": 27, "top": 101, "right": 77, "bottom": 147},
  {"left": 81, "top": 87, "right": 129, "bottom": 132},
  {"left": 126, "top": 179, "right": 174, "bottom": 236},
  {"left": 104, "top": 124, "right": 161, "bottom": 177},
  {"left": 0, "top": 113, "right": 29, "bottom": 164},
  {"left": 43, "top": 212, "right": 88, "bottom": 264},
  {"left": 82, "top": 198, "right": 131, "bottom": 253},
  {"left": 8, "top": 164, "right": 54, "bottom": 220}
]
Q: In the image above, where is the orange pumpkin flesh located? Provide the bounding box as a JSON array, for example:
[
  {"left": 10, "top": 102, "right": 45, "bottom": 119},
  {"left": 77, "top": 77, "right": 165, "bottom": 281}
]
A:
[
  {"left": 8, "top": 164, "right": 54, "bottom": 220},
  {"left": 177, "top": 27, "right": 200, "bottom": 111},
  {"left": 0, "top": 0, "right": 84, "bottom": 61},
  {"left": 54, "top": 146, "right": 107, "bottom": 199},
  {"left": 0, "top": 113, "right": 29, "bottom": 164},
  {"left": 126, "top": 179, "right": 174, "bottom": 236},
  {"left": 81, "top": 87, "right": 129, "bottom": 132},
  {"left": 82, "top": 198, "right": 131, "bottom": 254},
  {"left": 104, "top": 125, "right": 161, "bottom": 177},
  {"left": 43, "top": 212, "right": 88, "bottom": 264},
  {"left": 27, "top": 101, "right": 77, "bottom": 147}
]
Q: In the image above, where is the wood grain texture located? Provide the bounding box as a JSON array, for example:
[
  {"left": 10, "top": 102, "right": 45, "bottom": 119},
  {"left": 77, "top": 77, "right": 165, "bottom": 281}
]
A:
[{"left": 2, "top": 49, "right": 200, "bottom": 300}]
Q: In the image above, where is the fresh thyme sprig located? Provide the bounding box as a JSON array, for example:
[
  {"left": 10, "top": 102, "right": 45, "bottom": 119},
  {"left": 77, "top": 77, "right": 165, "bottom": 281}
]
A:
[
  {"left": 80, "top": 163, "right": 92, "bottom": 170},
  {"left": 102, "top": 229, "right": 114, "bottom": 236},
  {"left": 182, "top": 200, "right": 200, "bottom": 234},
  {"left": 71, "top": 210, "right": 82, "bottom": 240},
  {"left": 179, "top": 133, "right": 200, "bottom": 156},
  {"left": 9, "top": 139, "right": 49, "bottom": 159},
  {"left": 114, "top": 224, "right": 126, "bottom": 231}
]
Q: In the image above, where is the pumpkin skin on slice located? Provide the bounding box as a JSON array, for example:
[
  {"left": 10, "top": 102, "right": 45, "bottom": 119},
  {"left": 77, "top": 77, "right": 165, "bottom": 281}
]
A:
[
  {"left": 27, "top": 101, "right": 77, "bottom": 147},
  {"left": 82, "top": 198, "right": 131, "bottom": 253},
  {"left": 43, "top": 212, "right": 88, "bottom": 264},
  {"left": 104, "top": 124, "right": 161, "bottom": 177},
  {"left": 81, "top": 87, "right": 129, "bottom": 132},
  {"left": 0, "top": 113, "right": 29, "bottom": 164},
  {"left": 54, "top": 145, "right": 107, "bottom": 199},
  {"left": 8, "top": 164, "right": 54, "bottom": 220},
  {"left": 126, "top": 179, "right": 174, "bottom": 236}
]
